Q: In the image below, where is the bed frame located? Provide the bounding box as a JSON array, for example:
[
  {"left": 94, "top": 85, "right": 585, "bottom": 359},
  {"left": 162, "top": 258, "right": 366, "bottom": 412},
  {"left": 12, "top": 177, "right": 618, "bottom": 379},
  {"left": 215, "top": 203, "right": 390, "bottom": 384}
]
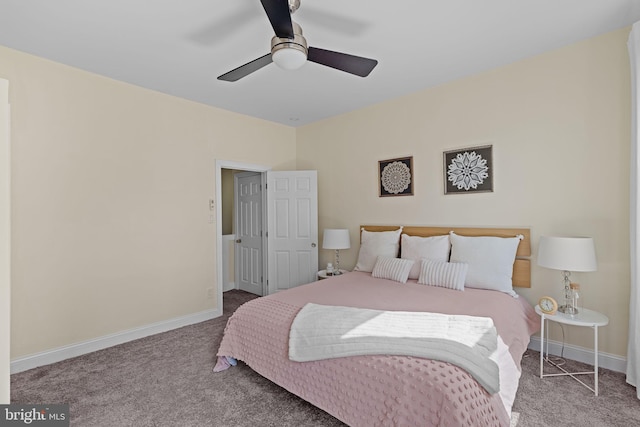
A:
[{"left": 361, "top": 225, "right": 531, "bottom": 288}]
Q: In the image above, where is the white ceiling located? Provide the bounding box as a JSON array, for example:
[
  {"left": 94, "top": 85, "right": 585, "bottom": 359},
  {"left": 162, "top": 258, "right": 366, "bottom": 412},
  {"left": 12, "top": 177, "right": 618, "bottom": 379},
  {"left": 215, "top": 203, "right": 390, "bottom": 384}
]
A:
[{"left": 1, "top": 0, "right": 640, "bottom": 127}]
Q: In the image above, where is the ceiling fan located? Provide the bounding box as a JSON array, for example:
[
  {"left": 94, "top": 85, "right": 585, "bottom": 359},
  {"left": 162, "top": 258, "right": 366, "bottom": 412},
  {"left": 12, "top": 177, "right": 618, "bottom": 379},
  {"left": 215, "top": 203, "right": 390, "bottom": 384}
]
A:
[{"left": 217, "top": 0, "right": 378, "bottom": 82}]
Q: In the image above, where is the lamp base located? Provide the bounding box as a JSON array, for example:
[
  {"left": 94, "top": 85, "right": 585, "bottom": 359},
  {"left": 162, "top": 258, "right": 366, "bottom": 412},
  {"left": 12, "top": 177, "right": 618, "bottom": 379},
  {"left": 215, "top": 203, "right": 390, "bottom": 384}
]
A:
[{"left": 558, "top": 305, "right": 579, "bottom": 315}]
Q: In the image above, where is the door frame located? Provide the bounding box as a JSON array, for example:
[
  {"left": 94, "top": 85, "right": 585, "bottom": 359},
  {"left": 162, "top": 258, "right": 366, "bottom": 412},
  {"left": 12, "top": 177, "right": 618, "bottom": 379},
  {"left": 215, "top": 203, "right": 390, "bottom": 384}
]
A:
[
  {"left": 1, "top": 78, "right": 10, "bottom": 403},
  {"left": 215, "top": 160, "right": 270, "bottom": 311}
]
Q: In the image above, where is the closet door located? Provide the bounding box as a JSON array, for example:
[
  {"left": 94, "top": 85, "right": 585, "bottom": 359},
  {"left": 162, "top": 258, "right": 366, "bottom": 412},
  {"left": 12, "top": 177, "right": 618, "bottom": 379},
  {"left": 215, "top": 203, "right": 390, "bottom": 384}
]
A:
[{"left": 235, "top": 172, "right": 264, "bottom": 296}]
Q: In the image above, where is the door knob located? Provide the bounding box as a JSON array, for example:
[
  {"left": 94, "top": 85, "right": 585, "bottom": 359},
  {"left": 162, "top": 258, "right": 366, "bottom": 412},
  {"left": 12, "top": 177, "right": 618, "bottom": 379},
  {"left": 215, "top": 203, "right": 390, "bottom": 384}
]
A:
[
  {"left": 236, "top": 239, "right": 242, "bottom": 243},
  {"left": 311, "top": 243, "right": 316, "bottom": 248}
]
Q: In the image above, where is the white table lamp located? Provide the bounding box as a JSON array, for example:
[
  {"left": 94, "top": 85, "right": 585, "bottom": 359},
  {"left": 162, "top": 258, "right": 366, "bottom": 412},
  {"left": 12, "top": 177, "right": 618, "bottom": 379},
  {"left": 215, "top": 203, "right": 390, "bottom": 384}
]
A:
[
  {"left": 537, "top": 236, "right": 597, "bottom": 314},
  {"left": 322, "top": 229, "right": 351, "bottom": 275}
]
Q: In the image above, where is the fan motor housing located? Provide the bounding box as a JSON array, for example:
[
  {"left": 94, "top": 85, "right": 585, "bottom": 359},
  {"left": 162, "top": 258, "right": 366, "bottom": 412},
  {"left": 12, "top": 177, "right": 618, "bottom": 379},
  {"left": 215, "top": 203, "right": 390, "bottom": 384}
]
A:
[{"left": 271, "top": 22, "right": 308, "bottom": 57}]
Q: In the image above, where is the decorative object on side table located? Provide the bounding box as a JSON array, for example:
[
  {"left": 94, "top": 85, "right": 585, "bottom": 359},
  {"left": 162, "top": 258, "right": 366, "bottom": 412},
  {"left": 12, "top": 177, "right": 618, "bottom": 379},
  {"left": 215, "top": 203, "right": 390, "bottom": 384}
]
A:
[
  {"left": 443, "top": 145, "right": 493, "bottom": 194},
  {"left": 317, "top": 269, "right": 348, "bottom": 280},
  {"left": 537, "top": 236, "right": 597, "bottom": 315},
  {"left": 538, "top": 296, "right": 558, "bottom": 315},
  {"left": 322, "top": 229, "right": 351, "bottom": 275},
  {"left": 378, "top": 156, "right": 413, "bottom": 197}
]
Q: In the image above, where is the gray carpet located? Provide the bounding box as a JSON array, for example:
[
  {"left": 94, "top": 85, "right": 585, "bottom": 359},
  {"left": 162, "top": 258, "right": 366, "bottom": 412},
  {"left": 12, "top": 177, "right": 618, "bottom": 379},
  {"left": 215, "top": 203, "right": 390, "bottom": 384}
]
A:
[{"left": 10, "top": 290, "right": 640, "bottom": 426}]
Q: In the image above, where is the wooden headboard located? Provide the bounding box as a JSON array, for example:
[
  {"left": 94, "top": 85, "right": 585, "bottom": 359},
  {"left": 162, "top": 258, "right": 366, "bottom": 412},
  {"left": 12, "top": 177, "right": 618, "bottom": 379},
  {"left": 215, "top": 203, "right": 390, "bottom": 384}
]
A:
[{"left": 361, "top": 225, "right": 531, "bottom": 288}]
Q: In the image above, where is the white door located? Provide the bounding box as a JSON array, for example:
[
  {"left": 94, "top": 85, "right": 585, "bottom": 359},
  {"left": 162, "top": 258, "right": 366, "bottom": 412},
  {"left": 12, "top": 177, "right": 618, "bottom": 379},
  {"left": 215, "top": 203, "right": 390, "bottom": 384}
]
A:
[
  {"left": 235, "top": 172, "right": 264, "bottom": 296},
  {"left": 267, "top": 171, "right": 318, "bottom": 293}
]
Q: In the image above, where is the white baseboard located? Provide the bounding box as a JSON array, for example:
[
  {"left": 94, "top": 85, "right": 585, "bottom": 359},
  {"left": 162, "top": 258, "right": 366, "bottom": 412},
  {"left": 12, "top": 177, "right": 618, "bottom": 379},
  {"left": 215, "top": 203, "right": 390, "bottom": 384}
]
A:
[
  {"left": 528, "top": 336, "right": 627, "bottom": 373},
  {"left": 11, "top": 309, "right": 627, "bottom": 376},
  {"left": 223, "top": 281, "right": 236, "bottom": 292},
  {"left": 11, "top": 307, "right": 222, "bottom": 374}
]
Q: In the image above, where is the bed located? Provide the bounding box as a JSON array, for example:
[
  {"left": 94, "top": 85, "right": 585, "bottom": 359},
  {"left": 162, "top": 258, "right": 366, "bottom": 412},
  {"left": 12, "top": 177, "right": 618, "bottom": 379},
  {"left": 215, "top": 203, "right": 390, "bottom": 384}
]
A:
[{"left": 215, "top": 226, "right": 540, "bottom": 426}]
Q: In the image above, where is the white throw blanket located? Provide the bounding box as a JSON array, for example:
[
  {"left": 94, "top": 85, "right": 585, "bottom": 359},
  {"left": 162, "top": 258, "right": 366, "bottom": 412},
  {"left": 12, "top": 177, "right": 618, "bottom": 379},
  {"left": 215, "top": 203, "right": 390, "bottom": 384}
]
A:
[{"left": 289, "top": 303, "right": 500, "bottom": 394}]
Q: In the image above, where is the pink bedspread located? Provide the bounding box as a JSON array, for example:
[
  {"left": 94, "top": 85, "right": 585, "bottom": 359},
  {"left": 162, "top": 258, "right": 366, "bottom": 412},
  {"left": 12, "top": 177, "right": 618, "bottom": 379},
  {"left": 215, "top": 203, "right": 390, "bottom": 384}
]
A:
[{"left": 216, "top": 272, "right": 539, "bottom": 427}]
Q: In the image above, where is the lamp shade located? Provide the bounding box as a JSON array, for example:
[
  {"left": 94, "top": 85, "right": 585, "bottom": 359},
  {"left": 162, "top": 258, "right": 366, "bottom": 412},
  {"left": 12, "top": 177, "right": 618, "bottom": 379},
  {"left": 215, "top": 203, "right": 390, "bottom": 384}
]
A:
[
  {"left": 322, "top": 229, "right": 351, "bottom": 250},
  {"left": 537, "top": 236, "right": 597, "bottom": 272}
]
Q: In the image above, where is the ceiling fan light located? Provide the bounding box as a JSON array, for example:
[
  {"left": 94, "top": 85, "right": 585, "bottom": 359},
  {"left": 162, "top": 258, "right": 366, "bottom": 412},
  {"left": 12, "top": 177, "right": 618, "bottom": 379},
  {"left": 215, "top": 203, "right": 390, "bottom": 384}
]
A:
[{"left": 272, "top": 45, "right": 307, "bottom": 70}]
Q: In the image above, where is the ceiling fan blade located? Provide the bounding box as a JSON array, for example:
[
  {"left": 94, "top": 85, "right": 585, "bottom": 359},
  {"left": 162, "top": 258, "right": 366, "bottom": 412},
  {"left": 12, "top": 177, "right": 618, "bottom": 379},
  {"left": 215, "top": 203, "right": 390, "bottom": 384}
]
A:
[
  {"left": 217, "top": 53, "right": 273, "bottom": 82},
  {"left": 307, "top": 47, "right": 378, "bottom": 77},
  {"left": 260, "top": 0, "right": 294, "bottom": 39},
  {"left": 187, "top": 4, "right": 258, "bottom": 46}
]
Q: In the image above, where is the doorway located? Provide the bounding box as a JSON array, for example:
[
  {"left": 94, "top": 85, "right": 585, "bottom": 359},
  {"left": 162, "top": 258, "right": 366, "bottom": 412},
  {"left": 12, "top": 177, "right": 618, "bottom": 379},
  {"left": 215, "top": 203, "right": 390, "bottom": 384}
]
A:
[
  {"left": 216, "top": 161, "right": 269, "bottom": 306},
  {"left": 215, "top": 161, "right": 319, "bottom": 311}
]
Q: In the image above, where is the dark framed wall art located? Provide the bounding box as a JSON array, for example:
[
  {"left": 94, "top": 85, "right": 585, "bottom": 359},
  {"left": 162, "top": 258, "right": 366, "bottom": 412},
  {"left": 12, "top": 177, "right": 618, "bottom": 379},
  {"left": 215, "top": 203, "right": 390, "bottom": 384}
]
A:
[
  {"left": 379, "top": 156, "right": 413, "bottom": 197},
  {"left": 443, "top": 145, "right": 493, "bottom": 195}
]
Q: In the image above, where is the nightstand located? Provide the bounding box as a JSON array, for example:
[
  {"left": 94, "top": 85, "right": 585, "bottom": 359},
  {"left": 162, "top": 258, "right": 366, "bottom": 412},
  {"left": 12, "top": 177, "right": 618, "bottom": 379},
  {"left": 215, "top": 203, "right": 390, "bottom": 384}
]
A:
[
  {"left": 317, "top": 269, "right": 348, "bottom": 280},
  {"left": 535, "top": 305, "right": 609, "bottom": 395}
]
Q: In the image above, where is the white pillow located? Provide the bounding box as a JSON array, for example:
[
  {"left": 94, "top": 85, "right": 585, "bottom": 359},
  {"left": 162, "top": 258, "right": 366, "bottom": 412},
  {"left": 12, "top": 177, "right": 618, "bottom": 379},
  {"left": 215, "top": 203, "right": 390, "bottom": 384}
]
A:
[
  {"left": 354, "top": 227, "right": 403, "bottom": 272},
  {"left": 401, "top": 234, "right": 451, "bottom": 280},
  {"left": 417, "top": 259, "right": 468, "bottom": 291},
  {"left": 449, "top": 231, "right": 523, "bottom": 296},
  {"left": 372, "top": 257, "right": 415, "bottom": 283}
]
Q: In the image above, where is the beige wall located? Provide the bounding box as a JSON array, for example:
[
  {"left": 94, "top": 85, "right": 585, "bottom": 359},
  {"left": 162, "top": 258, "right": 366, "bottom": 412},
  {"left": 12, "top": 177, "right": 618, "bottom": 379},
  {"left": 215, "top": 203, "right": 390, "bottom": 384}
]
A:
[
  {"left": 221, "top": 169, "right": 236, "bottom": 235},
  {"left": 0, "top": 24, "right": 632, "bottom": 369},
  {"left": 1, "top": 78, "right": 10, "bottom": 403},
  {"left": 0, "top": 45, "right": 296, "bottom": 358},
  {"left": 297, "top": 28, "right": 631, "bottom": 357}
]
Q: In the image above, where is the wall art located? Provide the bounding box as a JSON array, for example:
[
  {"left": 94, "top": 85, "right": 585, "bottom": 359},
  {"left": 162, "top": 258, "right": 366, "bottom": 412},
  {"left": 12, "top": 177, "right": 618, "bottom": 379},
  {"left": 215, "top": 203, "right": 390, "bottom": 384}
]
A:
[
  {"left": 443, "top": 145, "right": 493, "bottom": 194},
  {"left": 379, "top": 156, "right": 413, "bottom": 197}
]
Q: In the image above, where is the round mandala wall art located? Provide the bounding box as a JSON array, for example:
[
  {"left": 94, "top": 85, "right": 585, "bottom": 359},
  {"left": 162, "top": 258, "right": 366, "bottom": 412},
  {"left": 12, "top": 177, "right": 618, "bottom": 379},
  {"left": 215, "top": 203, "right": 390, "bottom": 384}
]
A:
[
  {"left": 378, "top": 156, "right": 413, "bottom": 197},
  {"left": 443, "top": 145, "right": 493, "bottom": 194}
]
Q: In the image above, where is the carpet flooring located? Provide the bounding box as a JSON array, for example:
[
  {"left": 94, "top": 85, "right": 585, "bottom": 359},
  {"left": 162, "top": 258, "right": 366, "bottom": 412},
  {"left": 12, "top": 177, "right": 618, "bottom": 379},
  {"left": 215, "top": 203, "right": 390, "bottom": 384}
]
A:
[{"left": 10, "top": 290, "right": 640, "bottom": 426}]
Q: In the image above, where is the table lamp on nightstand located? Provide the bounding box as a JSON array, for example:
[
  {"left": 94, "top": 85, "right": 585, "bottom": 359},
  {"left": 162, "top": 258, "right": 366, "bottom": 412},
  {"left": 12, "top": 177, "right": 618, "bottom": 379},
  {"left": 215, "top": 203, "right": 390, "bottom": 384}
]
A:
[
  {"left": 537, "top": 236, "right": 597, "bottom": 315},
  {"left": 322, "top": 229, "right": 351, "bottom": 275}
]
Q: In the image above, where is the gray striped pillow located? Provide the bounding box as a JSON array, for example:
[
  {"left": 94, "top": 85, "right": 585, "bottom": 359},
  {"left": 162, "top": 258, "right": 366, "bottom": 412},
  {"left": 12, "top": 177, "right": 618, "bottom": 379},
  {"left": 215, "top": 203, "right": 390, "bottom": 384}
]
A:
[
  {"left": 418, "top": 259, "right": 468, "bottom": 291},
  {"left": 371, "top": 257, "right": 415, "bottom": 283}
]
